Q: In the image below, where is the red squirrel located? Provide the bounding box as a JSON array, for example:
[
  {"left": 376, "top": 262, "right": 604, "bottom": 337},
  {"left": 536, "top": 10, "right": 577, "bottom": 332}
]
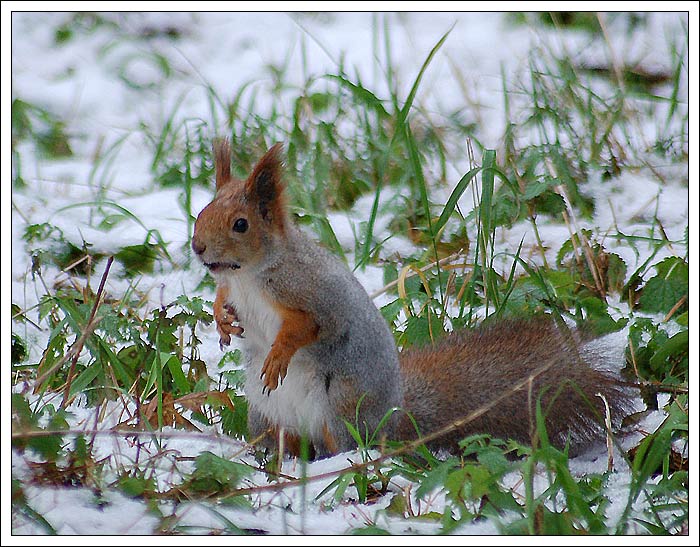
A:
[{"left": 192, "top": 141, "right": 630, "bottom": 458}]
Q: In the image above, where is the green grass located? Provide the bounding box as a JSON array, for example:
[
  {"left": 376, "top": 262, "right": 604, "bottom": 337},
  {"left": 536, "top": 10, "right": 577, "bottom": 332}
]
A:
[{"left": 11, "top": 13, "right": 688, "bottom": 535}]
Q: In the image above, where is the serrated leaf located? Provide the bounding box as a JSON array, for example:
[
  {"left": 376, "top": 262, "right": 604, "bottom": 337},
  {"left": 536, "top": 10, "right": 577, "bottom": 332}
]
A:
[
  {"left": 605, "top": 252, "right": 628, "bottom": 292},
  {"left": 189, "top": 451, "right": 252, "bottom": 493},
  {"left": 649, "top": 329, "right": 688, "bottom": 371},
  {"left": 532, "top": 190, "right": 566, "bottom": 216},
  {"left": 27, "top": 409, "right": 69, "bottom": 461},
  {"left": 415, "top": 459, "right": 455, "bottom": 500},
  {"left": 579, "top": 296, "right": 626, "bottom": 335},
  {"left": 217, "top": 349, "right": 242, "bottom": 370},
  {"left": 118, "top": 475, "right": 156, "bottom": 498},
  {"left": 638, "top": 257, "right": 688, "bottom": 316},
  {"left": 443, "top": 467, "right": 469, "bottom": 502},
  {"left": 400, "top": 311, "right": 445, "bottom": 348},
  {"left": 220, "top": 395, "right": 248, "bottom": 438},
  {"left": 114, "top": 243, "right": 158, "bottom": 277},
  {"left": 385, "top": 490, "right": 408, "bottom": 516},
  {"left": 477, "top": 447, "right": 512, "bottom": 476},
  {"left": 464, "top": 464, "right": 492, "bottom": 500},
  {"left": 380, "top": 298, "right": 405, "bottom": 324}
]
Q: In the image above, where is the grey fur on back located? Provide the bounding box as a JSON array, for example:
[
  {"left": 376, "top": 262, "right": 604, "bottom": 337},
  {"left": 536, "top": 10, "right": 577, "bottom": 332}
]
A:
[{"left": 260, "top": 226, "right": 402, "bottom": 451}]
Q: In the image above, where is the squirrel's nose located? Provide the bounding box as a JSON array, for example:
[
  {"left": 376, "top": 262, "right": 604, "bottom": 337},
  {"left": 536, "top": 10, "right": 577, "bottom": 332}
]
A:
[{"left": 191, "top": 237, "right": 206, "bottom": 256}]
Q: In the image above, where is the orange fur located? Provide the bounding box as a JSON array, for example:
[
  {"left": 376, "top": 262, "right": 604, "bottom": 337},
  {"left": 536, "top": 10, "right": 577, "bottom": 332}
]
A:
[
  {"left": 213, "top": 285, "right": 243, "bottom": 345},
  {"left": 260, "top": 303, "right": 320, "bottom": 393},
  {"left": 283, "top": 431, "right": 304, "bottom": 458},
  {"left": 214, "top": 138, "right": 232, "bottom": 190},
  {"left": 253, "top": 421, "right": 316, "bottom": 459},
  {"left": 322, "top": 423, "right": 339, "bottom": 454}
]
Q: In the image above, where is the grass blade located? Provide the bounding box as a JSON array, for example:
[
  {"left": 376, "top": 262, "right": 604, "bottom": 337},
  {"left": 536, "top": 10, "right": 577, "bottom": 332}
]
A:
[
  {"left": 358, "top": 25, "right": 454, "bottom": 268},
  {"left": 434, "top": 166, "right": 482, "bottom": 234}
]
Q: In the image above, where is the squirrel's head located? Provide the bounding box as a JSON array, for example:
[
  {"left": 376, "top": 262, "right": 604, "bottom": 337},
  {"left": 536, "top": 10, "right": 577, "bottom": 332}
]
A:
[{"left": 192, "top": 140, "right": 288, "bottom": 274}]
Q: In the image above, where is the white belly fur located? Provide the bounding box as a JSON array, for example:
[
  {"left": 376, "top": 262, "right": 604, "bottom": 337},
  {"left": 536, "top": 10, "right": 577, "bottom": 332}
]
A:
[{"left": 222, "top": 270, "right": 331, "bottom": 439}]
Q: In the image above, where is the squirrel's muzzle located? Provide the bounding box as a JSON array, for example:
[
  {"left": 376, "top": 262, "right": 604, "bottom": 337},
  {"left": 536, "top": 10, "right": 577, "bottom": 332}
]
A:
[{"left": 204, "top": 261, "right": 241, "bottom": 272}]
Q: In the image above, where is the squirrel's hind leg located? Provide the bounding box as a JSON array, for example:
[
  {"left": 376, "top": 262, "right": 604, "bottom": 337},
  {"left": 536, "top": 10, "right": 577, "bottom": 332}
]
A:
[
  {"left": 247, "top": 406, "right": 317, "bottom": 459},
  {"left": 321, "top": 376, "right": 396, "bottom": 456}
]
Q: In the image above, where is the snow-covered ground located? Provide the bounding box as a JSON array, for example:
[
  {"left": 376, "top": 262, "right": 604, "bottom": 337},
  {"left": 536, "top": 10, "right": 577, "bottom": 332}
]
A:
[{"left": 5, "top": 8, "right": 694, "bottom": 539}]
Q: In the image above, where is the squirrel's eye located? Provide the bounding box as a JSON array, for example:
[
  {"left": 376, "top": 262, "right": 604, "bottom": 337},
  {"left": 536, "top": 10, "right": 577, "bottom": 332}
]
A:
[{"left": 232, "top": 218, "right": 248, "bottom": 233}]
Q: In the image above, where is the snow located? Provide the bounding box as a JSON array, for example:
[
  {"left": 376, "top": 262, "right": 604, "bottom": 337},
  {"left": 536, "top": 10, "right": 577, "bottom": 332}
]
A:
[
  {"left": 5, "top": 7, "right": 694, "bottom": 540},
  {"left": 14, "top": 485, "right": 161, "bottom": 535}
]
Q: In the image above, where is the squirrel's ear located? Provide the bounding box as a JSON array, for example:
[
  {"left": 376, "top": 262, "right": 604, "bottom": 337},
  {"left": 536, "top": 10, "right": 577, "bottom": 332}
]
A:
[
  {"left": 213, "top": 138, "right": 232, "bottom": 191},
  {"left": 246, "top": 143, "right": 286, "bottom": 230}
]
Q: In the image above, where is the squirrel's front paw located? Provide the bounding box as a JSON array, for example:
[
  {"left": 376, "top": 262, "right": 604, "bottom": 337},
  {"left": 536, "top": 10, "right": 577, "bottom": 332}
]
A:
[
  {"left": 260, "top": 346, "right": 291, "bottom": 395},
  {"left": 215, "top": 303, "right": 244, "bottom": 348}
]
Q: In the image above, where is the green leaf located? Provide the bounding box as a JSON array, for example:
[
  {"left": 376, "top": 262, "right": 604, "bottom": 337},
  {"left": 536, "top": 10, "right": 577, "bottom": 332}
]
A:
[
  {"left": 12, "top": 98, "right": 33, "bottom": 140},
  {"left": 400, "top": 313, "right": 442, "bottom": 348},
  {"left": 624, "top": 318, "right": 686, "bottom": 384},
  {"left": 351, "top": 524, "right": 391, "bottom": 535},
  {"left": 477, "top": 447, "right": 512, "bottom": 476},
  {"left": 12, "top": 333, "right": 27, "bottom": 365},
  {"left": 117, "top": 474, "right": 156, "bottom": 498},
  {"left": 315, "top": 472, "right": 353, "bottom": 503},
  {"left": 532, "top": 190, "right": 566, "bottom": 217},
  {"left": 67, "top": 363, "right": 102, "bottom": 398},
  {"left": 342, "top": 419, "right": 364, "bottom": 448},
  {"left": 11, "top": 393, "right": 36, "bottom": 448},
  {"left": 650, "top": 329, "right": 688, "bottom": 366},
  {"left": 415, "top": 459, "right": 455, "bottom": 500},
  {"left": 114, "top": 243, "right": 158, "bottom": 277},
  {"left": 36, "top": 121, "right": 73, "bottom": 158},
  {"left": 522, "top": 177, "right": 555, "bottom": 200},
  {"left": 326, "top": 74, "right": 389, "bottom": 118},
  {"left": 217, "top": 349, "right": 242, "bottom": 370},
  {"left": 464, "top": 464, "right": 493, "bottom": 500},
  {"left": 379, "top": 298, "right": 405, "bottom": 324},
  {"left": 25, "top": 407, "right": 69, "bottom": 461},
  {"left": 333, "top": 473, "right": 355, "bottom": 503},
  {"left": 11, "top": 477, "right": 57, "bottom": 534},
  {"left": 165, "top": 354, "right": 190, "bottom": 395},
  {"left": 443, "top": 467, "right": 469, "bottom": 502},
  {"left": 220, "top": 395, "right": 248, "bottom": 438},
  {"left": 434, "top": 166, "right": 481, "bottom": 234},
  {"left": 605, "top": 251, "right": 628, "bottom": 293},
  {"left": 632, "top": 518, "right": 674, "bottom": 535},
  {"left": 188, "top": 451, "right": 252, "bottom": 493},
  {"left": 579, "top": 296, "right": 627, "bottom": 335},
  {"left": 556, "top": 229, "right": 592, "bottom": 267},
  {"left": 638, "top": 257, "right": 688, "bottom": 316}
]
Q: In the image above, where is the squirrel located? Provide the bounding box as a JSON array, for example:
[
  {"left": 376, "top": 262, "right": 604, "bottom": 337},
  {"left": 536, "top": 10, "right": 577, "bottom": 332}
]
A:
[{"left": 192, "top": 140, "right": 631, "bottom": 458}]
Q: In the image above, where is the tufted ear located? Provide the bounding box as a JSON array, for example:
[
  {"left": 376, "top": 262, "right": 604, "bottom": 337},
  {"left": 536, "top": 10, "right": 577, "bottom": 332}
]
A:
[
  {"left": 213, "top": 138, "right": 232, "bottom": 191},
  {"left": 246, "top": 143, "right": 287, "bottom": 232}
]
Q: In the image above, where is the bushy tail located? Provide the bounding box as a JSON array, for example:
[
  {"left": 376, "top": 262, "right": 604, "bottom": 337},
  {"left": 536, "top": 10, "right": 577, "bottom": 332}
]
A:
[{"left": 397, "top": 318, "right": 633, "bottom": 454}]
